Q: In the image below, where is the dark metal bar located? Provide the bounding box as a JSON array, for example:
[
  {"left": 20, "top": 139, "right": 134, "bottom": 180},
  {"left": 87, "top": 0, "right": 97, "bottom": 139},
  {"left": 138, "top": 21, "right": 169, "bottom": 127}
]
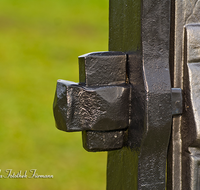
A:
[
  {"left": 140, "top": 0, "right": 172, "bottom": 188},
  {"left": 53, "top": 0, "right": 200, "bottom": 188},
  {"left": 80, "top": 52, "right": 129, "bottom": 152},
  {"left": 107, "top": 0, "right": 141, "bottom": 189},
  {"left": 107, "top": 0, "right": 172, "bottom": 189}
]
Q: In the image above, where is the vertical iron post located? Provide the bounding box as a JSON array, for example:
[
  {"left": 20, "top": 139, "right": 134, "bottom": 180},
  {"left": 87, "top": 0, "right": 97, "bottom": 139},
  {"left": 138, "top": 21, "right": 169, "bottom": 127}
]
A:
[{"left": 107, "top": 0, "right": 172, "bottom": 189}]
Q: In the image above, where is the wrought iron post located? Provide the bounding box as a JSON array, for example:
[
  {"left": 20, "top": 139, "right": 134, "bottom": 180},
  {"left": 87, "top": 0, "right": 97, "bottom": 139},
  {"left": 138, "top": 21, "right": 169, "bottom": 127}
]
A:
[
  {"left": 167, "top": 1, "right": 200, "bottom": 190},
  {"left": 107, "top": 0, "right": 173, "bottom": 189},
  {"left": 53, "top": 0, "right": 200, "bottom": 189}
]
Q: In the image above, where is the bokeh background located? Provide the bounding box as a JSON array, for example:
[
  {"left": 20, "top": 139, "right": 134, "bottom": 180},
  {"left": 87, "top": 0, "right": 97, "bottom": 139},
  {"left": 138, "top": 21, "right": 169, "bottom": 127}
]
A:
[{"left": 0, "top": 0, "right": 108, "bottom": 189}]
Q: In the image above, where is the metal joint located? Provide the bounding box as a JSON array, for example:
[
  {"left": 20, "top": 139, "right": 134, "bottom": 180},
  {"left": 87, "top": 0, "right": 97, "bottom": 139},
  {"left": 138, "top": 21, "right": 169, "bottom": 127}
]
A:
[
  {"left": 53, "top": 51, "right": 183, "bottom": 152},
  {"left": 53, "top": 51, "right": 130, "bottom": 151}
]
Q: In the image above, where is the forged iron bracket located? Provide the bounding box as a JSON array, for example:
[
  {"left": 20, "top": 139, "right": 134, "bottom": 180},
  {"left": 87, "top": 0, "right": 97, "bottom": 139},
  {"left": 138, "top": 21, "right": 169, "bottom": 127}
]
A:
[
  {"left": 54, "top": 52, "right": 130, "bottom": 151},
  {"left": 52, "top": 0, "right": 200, "bottom": 189},
  {"left": 53, "top": 51, "right": 182, "bottom": 152}
]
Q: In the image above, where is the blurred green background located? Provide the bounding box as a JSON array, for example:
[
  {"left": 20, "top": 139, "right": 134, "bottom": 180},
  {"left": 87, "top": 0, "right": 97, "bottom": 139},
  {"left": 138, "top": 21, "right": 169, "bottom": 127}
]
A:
[{"left": 0, "top": 0, "right": 108, "bottom": 189}]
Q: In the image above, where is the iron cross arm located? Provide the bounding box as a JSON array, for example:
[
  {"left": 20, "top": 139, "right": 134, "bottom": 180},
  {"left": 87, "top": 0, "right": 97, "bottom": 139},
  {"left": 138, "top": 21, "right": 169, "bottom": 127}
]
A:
[{"left": 53, "top": 51, "right": 182, "bottom": 152}]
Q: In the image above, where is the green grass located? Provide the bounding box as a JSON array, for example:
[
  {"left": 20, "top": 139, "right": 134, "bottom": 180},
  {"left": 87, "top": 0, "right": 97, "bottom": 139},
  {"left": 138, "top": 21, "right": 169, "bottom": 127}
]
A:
[{"left": 0, "top": 0, "right": 108, "bottom": 189}]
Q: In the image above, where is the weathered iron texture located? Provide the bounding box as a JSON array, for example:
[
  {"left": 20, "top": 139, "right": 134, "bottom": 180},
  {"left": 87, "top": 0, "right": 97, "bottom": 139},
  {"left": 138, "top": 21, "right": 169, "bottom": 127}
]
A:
[
  {"left": 53, "top": 52, "right": 130, "bottom": 151},
  {"left": 79, "top": 52, "right": 129, "bottom": 152},
  {"left": 53, "top": 80, "right": 129, "bottom": 132},
  {"left": 107, "top": 0, "right": 173, "bottom": 189},
  {"left": 185, "top": 24, "right": 200, "bottom": 190},
  {"left": 167, "top": 1, "right": 200, "bottom": 189},
  {"left": 79, "top": 52, "right": 127, "bottom": 86},
  {"left": 53, "top": 0, "right": 200, "bottom": 189},
  {"left": 82, "top": 130, "right": 124, "bottom": 152}
]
